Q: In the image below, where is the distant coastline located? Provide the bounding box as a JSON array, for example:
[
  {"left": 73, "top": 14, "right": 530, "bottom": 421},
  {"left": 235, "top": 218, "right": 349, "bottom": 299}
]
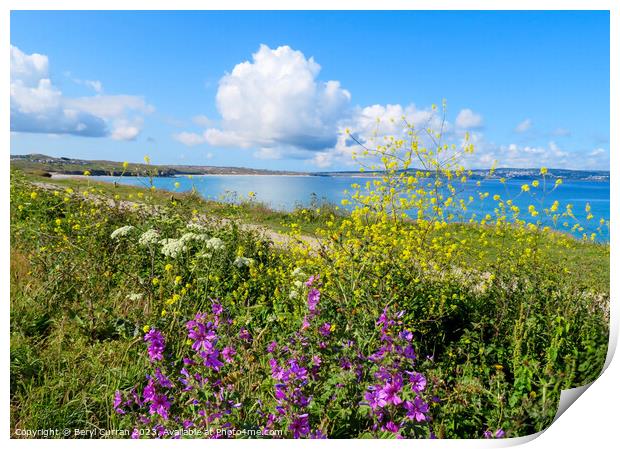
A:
[{"left": 10, "top": 153, "right": 610, "bottom": 182}]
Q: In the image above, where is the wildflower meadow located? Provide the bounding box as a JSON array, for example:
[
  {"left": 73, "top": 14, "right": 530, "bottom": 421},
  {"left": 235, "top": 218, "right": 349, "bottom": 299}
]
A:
[{"left": 10, "top": 110, "right": 610, "bottom": 439}]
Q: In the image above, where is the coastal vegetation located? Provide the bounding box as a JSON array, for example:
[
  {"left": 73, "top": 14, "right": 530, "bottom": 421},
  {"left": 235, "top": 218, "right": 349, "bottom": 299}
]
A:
[{"left": 10, "top": 113, "right": 609, "bottom": 439}]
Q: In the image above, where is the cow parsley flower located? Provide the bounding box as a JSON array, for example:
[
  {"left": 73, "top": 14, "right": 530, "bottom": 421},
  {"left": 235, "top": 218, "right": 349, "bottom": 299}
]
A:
[
  {"left": 233, "top": 256, "right": 253, "bottom": 268},
  {"left": 186, "top": 222, "right": 207, "bottom": 232},
  {"left": 160, "top": 238, "right": 187, "bottom": 258},
  {"left": 205, "top": 237, "right": 225, "bottom": 251},
  {"left": 110, "top": 225, "right": 134, "bottom": 239},
  {"left": 138, "top": 229, "right": 160, "bottom": 246}
]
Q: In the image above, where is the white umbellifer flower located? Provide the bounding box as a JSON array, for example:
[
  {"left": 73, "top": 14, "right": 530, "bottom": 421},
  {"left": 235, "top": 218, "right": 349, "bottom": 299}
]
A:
[
  {"left": 186, "top": 222, "right": 207, "bottom": 232},
  {"left": 205, "top": 237, "right": 225, "bottom": 252},
  {"left": 110, "top": 225, "right": 134, "bottom": 239},
  {"left": 289, "top": 290, "right": 299, "bottom": 299},
  {"left": 127, "top": 293, "right": 143, "bottom": 301},
  {"left": 233, "top": 256, "right": 253, "bottom": 268},
  {"left": 292, "top": 267, "right": 305, "bottom": 279},
  {"left": 179, "top": 232, "right": 209, "bottom": 245},
  {"left": 294, "top": 280, "right": 304, "bottom": 289},
  {"left": 160, "top": 238, "right": 187, "bottom": 258},
  {"left": 138, "top": 229, "right": 160, "bottom": 246}
]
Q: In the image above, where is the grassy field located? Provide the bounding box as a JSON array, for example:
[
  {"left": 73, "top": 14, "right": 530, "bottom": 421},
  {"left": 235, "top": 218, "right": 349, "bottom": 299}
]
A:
[{"left": 10, "top": 167, "right": 610, "bottom": 439}]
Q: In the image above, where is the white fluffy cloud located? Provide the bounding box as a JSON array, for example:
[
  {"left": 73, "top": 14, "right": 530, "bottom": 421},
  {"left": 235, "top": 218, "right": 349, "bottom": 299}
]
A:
[
  {"left": 174, "top": 44, "right": 605, "bottom": 170},
  {"left": 515, "top": 118, "right": 532, "bottom": 133},
  {"left": 173, "top": 131, "right": 207, "bottom": 147},
  {"left": 10, "top": 45, "right": 153, "bottom": 140},
  {"left": 198, "top": 45, "right": 351, "bottom": 151},
  {"left": 455, "top": 108, "right": 484, "bottom": 129}
]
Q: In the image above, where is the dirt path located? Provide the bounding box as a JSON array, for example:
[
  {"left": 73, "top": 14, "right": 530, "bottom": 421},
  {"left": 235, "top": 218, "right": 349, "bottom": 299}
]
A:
[{"left": 32, "top": 180, "right": 322, "bottom": 251}]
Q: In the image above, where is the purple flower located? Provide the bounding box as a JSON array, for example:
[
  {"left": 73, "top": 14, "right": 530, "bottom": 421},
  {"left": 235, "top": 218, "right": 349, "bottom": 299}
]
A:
[
  {"left": 267, "top": 341, "right": 278, "bottom": 353},
  {"left": 131, "top": 429, "right": 140, "bottom": 439},
  {"left": 239, "top": 328, "right": 252, "bottom": 341},
  {"left": 404, "top": 396, "right": 429, "bottom": 422},
  {"left": 212, "top": 302, "right": 223, "bottom": 316},
  {"left": 144, "top": 329, "right": 165, "bottom": 362},
  {"left": 483, "top": 430, "right": 493, "bottom": 439},
  {"left": 149, "top": 394, "right": 171, "bottom": 420},
  {"left": 155, "top": 368, "right": 173, "bottom": 388},
  {"left": 403, "top": 345, "right": 417, "bottom": 360},
  {"left": 187, "top": 322, "right": 217, "bottom": 352},
  {"left": 222, "top": 346, "right": 236, "bottom": 363},
  {"left": 305, "top": 275, "right": 319, "bottom": 287},
  {"left": 288, "top": 359, "right": 308, "bottom": 380},
  {"left": 274, "top": 384, "right": 287, "bottom": 401},
  {"left": 310, "top": 429, "right": 327, "bottom": 439},
  {"left": 113, "top": 390, "right": 125, "bottom": 414},
  {"left": 364, "top": 386, "right": 388, "bottom": 410},
  {"left": 179, "top": 367, "right": 192, "bottom": 391},
  {"left": 495, "top": 429, "right": 505, "bottom": 438},
  {"left": 407, "top": 371, "right": 427, "bottom": 393},
  {"left": 201, "top": 349, "right": 224, "bottom": 371},
  {"left": 289, "top": 413, "right": 310, "bottom": 439},
  {"left": 384, "top": 421, "right": 400, "bottom": 433},
  {"left": 143, "top": 379, "right": 156, "bottom": 402},
  {"left": 399, "top": 330, "right": 413, "bottom": 341},
  {"left": 380, "top": 380, "right": 403, "bottom": 406},
  {"left": 307, "top": 288, "right": 320, "bottom": 312},
  {"left": 318, "top": 322, "right": 332, "bottom": 337}
]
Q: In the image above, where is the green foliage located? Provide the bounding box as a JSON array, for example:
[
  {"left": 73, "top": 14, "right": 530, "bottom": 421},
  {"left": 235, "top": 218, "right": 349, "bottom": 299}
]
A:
[{"left": 9, "top": 107, "right": 609, "bottom": 440}]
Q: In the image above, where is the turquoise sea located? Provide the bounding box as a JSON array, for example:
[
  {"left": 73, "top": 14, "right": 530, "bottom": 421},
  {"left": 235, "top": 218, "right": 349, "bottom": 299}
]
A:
[{"left": 93, "top": 174, "right": 610, "bottom": 241}]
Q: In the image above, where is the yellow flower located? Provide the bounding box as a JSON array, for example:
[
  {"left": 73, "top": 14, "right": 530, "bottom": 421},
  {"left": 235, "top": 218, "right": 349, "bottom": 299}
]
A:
[
  {"left": 540, "top": 167, "right": 548, "bottom": 175},
  {"left": 174, "top": 182, "right": 180, "bottom": 189},
  {"left": 123, "top": 161, "right": 129, "bottom": 169},
  {"left": 143, "top": 325, "right": 150, "bottom": 333},
  {"left": 165, "top": 263, "right": 173, "bottom": 271},
  {"left": 30, "top": 191, "right": 38, "bottom": 200},
  {"left": 83, "top": 170, "right": 91, "bottom": 176},
  {"left": 152, "top": 277, "right": 160, "bottom": 286},
  {"left": 521, "top": 184, "right": 530, "bottom": 192}
]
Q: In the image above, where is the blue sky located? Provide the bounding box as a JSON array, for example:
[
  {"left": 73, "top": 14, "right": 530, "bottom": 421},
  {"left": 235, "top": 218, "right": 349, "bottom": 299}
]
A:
[{"left": 10, "top": 11, "right": 610, "bottom": 171}]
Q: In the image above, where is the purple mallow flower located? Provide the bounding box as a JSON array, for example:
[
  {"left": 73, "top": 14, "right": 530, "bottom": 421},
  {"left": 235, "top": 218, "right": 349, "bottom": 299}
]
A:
[
  {"left": 113, "top": 390, "right": 125, "bottom": 414},
  {"left": 305, "top": 275, "right": 319, "bottom": 287},
  {"left": 485, "top": 428, "right": 506, "bottom": 438},
  {"left": 187, "top": 320, "right": 217, "bottom": 352},
  {"left": 380, "top": 379, "right": 403, "bottom": 406},
  {"left": 318, "top": 322, "right": 332, "bottom": 337},
  {"left": 200, "top": 349, "right": 224, "bottom": 371},
  {"left": 289, "top": 413, "right": 310, "bottom": 439},
  {"left": 222, "top": 346, "right": 236, "bottom": 363},
  {"left": 144, "top": 329, "right": 165, "bottom": 362},
  {"left": 239, "top": 328, "right": 252, "bottom": 341},
  {"left": 404, "top": 396, "right": 429, "bottom": 422},
  {"left": 307, "top": 288, "right": 320, "bottom": 312},
  {"left": 149, "top": 394, "right": 171, "bottom": 420},
  {"left": 407, "top": 371, "right": 427, "bottom": 393},
  {"left": 364, "top": 386, "right": 388, "bottom": 410}
]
